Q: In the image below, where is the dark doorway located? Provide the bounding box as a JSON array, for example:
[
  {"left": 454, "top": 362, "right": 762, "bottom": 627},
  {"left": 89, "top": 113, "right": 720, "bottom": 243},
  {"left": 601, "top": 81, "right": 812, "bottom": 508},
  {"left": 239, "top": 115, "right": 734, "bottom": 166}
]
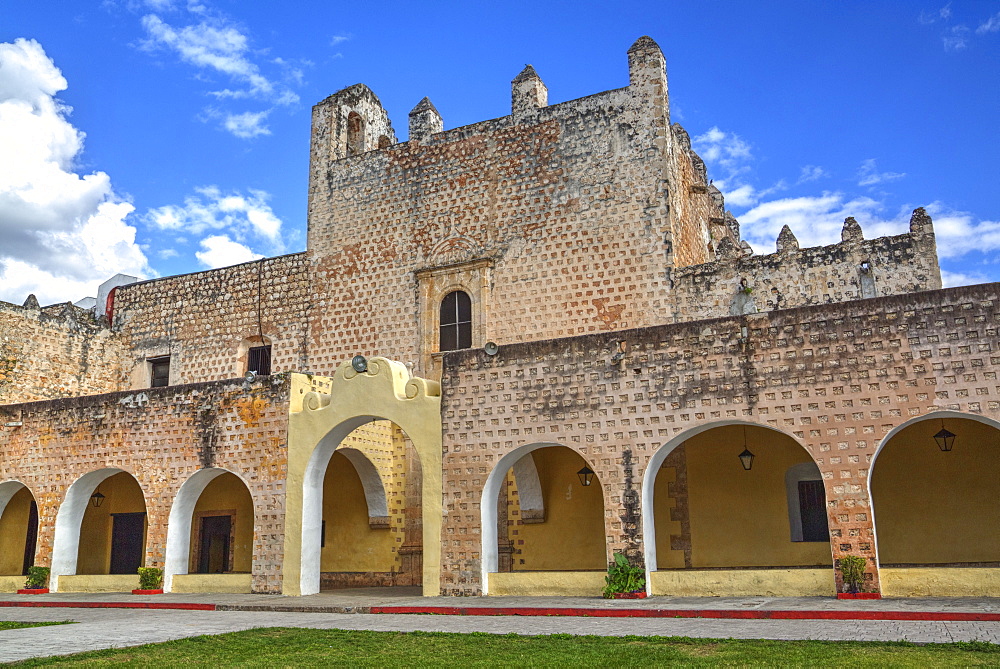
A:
[
  {"left": 109, "top": 512, "right": 146, "bottom": 574},
  {"left": 21, "top": 500, "right": 38, "bottom": 575},
  {"left": 198, "top": 515, "right": 232, "bottom": 574},
  {"left": 798, "top": 480, "right": 829, "bottom": 542}
]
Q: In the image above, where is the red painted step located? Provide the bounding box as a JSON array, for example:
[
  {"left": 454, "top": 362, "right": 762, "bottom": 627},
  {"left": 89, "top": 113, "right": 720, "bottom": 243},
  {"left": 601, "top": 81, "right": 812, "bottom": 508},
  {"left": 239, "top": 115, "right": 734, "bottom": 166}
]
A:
[{"left": 370, "top": 605, "right": 1000, "bottom": 622}]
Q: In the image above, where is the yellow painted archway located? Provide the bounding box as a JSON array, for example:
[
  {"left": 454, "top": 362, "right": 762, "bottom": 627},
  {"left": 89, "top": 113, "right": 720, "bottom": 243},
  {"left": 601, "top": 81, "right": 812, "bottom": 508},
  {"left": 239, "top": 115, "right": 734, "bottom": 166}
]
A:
[{"left": 283, "top": 359, "right": 442, "bottom": 596}]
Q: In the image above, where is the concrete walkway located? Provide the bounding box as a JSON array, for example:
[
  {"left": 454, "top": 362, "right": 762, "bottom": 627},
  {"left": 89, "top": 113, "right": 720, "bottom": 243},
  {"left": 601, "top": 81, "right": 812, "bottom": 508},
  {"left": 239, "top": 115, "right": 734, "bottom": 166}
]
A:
[
  {"left": 6, "top": 588, "right": 1000, "bottom": 615},
  {"left": 3, "top": 590, "right": 1000, "bottom": 662}
]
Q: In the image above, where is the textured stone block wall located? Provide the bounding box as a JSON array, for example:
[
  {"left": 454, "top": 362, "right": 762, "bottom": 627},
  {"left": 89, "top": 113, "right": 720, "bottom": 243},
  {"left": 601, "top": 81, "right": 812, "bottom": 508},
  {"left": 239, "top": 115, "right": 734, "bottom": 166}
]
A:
[
  {"left": 303, "top": 38, "right": 722, "bottom": 379},
  {"left": 437, "top": 282, "right": 999, "bottom": 595},
  {"left": 0, "top": 300, "right": 125, "bottom": 404},
  {"left": 0, "top": 375, "right": 292, "bottom": 593},
  {"left": 111, "top": 253, "right": 312, "bottom": 387},
  {"left": 670, "top": 210, "right": 942, "bottom": 322}
]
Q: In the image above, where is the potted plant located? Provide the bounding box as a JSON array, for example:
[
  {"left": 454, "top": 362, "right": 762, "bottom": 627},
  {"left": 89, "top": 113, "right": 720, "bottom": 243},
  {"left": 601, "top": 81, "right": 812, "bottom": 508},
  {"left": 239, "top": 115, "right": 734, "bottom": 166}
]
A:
[
  {"left": 133, "top": 567, "right": 164, "bottom": 595},
  {"left": 603, "top": 552, "right": 647, "bottom": 599},
  {"left": 18, "top": 566, "right": 50, "bottom": 594},
  {"left": 837, "top": 555, "right": 881, "bottom": 599}
]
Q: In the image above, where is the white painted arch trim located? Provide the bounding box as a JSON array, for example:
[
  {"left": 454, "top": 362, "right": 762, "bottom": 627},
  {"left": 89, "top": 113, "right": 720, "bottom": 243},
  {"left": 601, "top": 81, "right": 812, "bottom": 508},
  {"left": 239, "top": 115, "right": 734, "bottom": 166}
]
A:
[
  {"left": 50, "top": 468, "right": 143, "bottom": 592},
  {"left": 0, "top": 479, "right": 31, "bottom": 520},
  {"left": 479, "top": 442, "right": 599, "bottom": 595},
  {"left": 163, "top": 467, "right": 253, "bottom": 592},
  {"left": 640, "top": 419, "right": 814, "bottom": 591},
  {"left": 867, "top": 410, "right": 1000, "bottom": 570},
  {"left": 300, "top": 415, "right": 379, "bottom": 597},
  {"left": 511, "top": 455, "right": 544, "bottom": 519},
  {"left": 338, "top": 448, "right": 390, "bottom": 519}
]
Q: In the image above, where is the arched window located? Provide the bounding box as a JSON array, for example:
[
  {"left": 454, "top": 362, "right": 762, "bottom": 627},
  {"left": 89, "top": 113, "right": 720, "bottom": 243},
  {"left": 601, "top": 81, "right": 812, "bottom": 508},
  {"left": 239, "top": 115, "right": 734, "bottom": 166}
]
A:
[
  {"left": 347, "top": 112, "right": 365, "bottom": 156},
  {"left": 377, "top": 135, "right": 391, "bottom": 150},
  {"left": 439, "top": 290, "right": 472, "bottom": 351}
]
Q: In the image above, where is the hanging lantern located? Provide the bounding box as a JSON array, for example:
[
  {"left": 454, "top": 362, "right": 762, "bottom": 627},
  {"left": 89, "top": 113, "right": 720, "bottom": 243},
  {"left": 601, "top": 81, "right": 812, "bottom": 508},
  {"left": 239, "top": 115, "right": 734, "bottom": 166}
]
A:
[
  {"left": 90, "top": 491, "right": 106, "bottom": 508},
  {"left": 934, "top": 425, "right": 956, "bottom": 452},
  {"left": 738, "top": 447, "right": 755, "bottom": 471},
  {"left": 577, "top": 465, "right": 595, "bottom": 487}
]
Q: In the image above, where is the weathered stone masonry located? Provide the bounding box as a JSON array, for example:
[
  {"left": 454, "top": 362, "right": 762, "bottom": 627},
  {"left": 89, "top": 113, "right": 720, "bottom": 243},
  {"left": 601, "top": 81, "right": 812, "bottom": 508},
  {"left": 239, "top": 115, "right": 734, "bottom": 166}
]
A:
[
  {"left": 438, "top": 282, "right": 999, "bottom": 595},
  {"left": 0, "top": 376, "right": 292, "bottom": 593}
]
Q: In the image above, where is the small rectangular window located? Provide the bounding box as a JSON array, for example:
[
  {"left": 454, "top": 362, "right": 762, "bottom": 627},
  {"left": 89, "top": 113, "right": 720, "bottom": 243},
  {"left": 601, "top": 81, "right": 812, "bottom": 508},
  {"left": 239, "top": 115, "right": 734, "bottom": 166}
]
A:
[
  {"left": 798, "top": 480, "right": 829, "bottom": 542},
  {"left": 247, "top": 345, "right": 272, "bottom": 376},
  {"left": 149, "top": 356, "right": 170, "bottom": 388}
]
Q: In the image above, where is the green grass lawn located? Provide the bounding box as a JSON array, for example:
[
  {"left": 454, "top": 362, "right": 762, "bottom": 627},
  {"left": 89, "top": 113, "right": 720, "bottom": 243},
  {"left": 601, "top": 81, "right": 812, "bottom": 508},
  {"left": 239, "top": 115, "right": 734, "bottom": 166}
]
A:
[
  {"left": 0, "top": 621, "right": 71, "bottom": 631},
  {"left": 9, "top": 628, "right": 1000, "bottom": 667}
]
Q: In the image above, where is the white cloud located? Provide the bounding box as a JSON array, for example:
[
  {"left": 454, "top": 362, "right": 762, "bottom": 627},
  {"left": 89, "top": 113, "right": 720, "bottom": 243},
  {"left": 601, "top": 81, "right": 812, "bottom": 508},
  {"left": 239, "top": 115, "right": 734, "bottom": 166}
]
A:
[
  {"left": 797, "top": 165, "right": 828, "bottom": 184},
  {"left": 723, "top": 184, "right": 758, "bottom": 209},
  {"left": 330, "top": 33, "right": 351, "bottom": 46},
  {"left": 942, "top": 24, "right": 971, "bottom": 50},
  {"left": 145, "top": 185, "right": 284, "bottom": 249},
  {"left": 940, "top": 268, "right": 988, "bottom": 288},
  {"left": 138, "top": 10, "right": 300, "bottom": 138},
  {"left": 693, "top": 126, "right": 752, "bottom": 172},
  {"left": 920, "top": 202, "right": 1000, "bottom": 259},
  {"left": 223, "top": 110, "right": 270, "bottom": 138},
  {"left": 737, "top": 192, "right": 890, "bottom": 252},
  {"left": 857, "top": 158, "right": 906, "bottom": 187},
  {"left": 0, "top": 38, "right": 151, "bottom": 305},
  {"left": 195, "top": 234, "right": 262, "bottom": 268},
  {"left": 977, "top": 12, "right": 1000, "bottom": 34}
]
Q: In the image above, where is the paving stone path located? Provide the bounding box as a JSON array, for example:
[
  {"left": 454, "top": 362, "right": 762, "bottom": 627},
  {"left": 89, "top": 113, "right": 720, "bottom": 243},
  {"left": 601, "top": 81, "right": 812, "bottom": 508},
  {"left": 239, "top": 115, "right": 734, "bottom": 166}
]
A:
[{"left": 3, "top": 607, "right": 1000, "bottom": 663}]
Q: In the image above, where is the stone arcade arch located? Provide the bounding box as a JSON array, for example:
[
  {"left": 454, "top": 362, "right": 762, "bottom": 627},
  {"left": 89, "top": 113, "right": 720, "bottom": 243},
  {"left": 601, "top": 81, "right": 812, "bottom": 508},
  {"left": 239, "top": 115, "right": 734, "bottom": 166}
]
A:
[
  {"left": 641, "top": 421, "right": 835, "bottom": 597},
  {"left": 163, "top": 467, "right": 255, "bottom": 593},
  {"left": 0, "top": 480, "right": 37, "bottom": 590},
  {"left": 870, "top": 411, "right": 1000, "bottom": 597},
  {"left": 283, "top": 359, "right": 442, "bottom": 596},
  {"left": 51, "top": 468, "right": 147, "bottom": 592},
  {"left": 480, "top": 442, "right": 606, "bottom": 595},
  {"left": 319, "top": 439, "right": 414, "bottom": 589}
]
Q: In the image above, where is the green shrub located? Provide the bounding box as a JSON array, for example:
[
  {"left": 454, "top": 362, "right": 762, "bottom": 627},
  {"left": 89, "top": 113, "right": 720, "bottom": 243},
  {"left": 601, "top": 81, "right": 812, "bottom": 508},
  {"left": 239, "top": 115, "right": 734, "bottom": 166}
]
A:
[
  {"left": 838, "top": 555, "right": 868, "bottom": 593},
  {"left": 138, "top": 567, "right": 164, "bottom": 590},
  {"left": 24, "top": 565, "right": 49, "bottom": 589},
  {"left": 602, "top": 553, "right": 645, "bottom": 598}
]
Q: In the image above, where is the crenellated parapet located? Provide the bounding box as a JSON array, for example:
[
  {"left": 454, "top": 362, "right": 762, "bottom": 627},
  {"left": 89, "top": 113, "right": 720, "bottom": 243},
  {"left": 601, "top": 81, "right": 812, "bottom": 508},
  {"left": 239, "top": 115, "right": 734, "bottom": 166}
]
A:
[
  {"left": 0, "top": 296, "right": 125, "bottom": 404},
  {"left": 668, "top": 208, "right": 943, "bottom": 322}
]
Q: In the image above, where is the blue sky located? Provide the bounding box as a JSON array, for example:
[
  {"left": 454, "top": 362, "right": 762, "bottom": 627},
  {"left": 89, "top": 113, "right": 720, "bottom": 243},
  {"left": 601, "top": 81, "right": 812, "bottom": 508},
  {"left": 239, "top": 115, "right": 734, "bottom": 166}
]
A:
[{"left": 1, "top": 1, "right": 998, "bottom": 304}]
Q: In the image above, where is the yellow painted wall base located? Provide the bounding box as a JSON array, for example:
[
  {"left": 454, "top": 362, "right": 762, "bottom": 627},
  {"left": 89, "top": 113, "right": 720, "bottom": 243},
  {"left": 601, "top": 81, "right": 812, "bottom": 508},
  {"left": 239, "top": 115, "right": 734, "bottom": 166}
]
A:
[
  {"left": 57, "top": 574, "right": 138, "bottom": 593},
  {"left": 170, "top": 573, "right": 252, "bottom": 594},
  {"left": 488, "top": 571, "right": 606, "bottom": 596},
  {"left": 650, "top": 569, "right": 835, "bottom": 597},
  {"left": 0, "top": 575, "right": 24, "bottom": 592},
  {"left": 881, "top": 567, "right": 1000, "bottom": 597}
]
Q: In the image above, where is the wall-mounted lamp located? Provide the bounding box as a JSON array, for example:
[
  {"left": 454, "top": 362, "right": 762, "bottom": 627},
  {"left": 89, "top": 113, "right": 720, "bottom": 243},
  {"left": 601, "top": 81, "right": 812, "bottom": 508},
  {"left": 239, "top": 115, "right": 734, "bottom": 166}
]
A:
[
  {"left": 3, "top": 421, "right": 22, "bottom": 427},
  {"left": 351, "top": 355, "right": 368, "bottom": 373},
  {"left": 577, "top": 465, "right": 595, "bottom": 487},
  {"left": 934, "top": 419, "right": 956, "bottom": 452},
  {"left": 90, "top": 491, "right": 106, "bottom": 508},
  {"left": 611, "top": 340, "right": 627, "bottom": 363},
  {"left": 739, "top": 425, "right": 755, "bottom": 470}
]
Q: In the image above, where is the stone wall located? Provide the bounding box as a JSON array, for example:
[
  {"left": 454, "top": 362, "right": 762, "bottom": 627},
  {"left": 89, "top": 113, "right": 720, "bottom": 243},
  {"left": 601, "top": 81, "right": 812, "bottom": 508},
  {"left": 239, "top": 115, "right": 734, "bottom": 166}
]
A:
[
  {"left": 304, "top": 37, "right": 721, "bottom": 378},
  {"left": 669, "top": 208, "right": 942, "bottom": 322},
  {"left": 437, "top": 282, "right": 999, "bottom": 595},
  {"left": 0, "top": 375, "right": 292, "bottom": 593},
  {"left": 0, "top": 298, "right": 125, "bottom": 405},
  {"left": 111, "top": 252, "right": 312, "bottom": 388}
]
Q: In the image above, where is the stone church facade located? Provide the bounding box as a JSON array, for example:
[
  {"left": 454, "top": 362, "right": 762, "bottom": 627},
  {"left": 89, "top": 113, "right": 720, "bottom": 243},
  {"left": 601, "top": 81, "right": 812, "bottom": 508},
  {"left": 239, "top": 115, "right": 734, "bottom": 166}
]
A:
[{"left": 1, "top": 37, "right": 997, "bottom": 598}]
